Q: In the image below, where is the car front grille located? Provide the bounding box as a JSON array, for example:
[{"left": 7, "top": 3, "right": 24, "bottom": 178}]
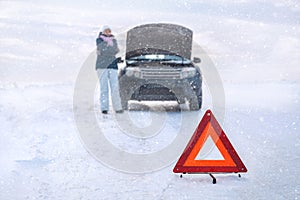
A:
[{"left": 140, "top": 68, "right": 181, "bottom": 79}]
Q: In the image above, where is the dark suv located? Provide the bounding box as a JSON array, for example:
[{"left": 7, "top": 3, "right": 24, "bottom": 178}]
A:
[{"left": 119, "top": 23, "right": 202, "bottom": 110}]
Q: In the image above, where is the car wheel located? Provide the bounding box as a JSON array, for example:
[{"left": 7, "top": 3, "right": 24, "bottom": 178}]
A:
[
  {"left": 120, "top": 89, "right": 130, "bottom": 110},
  {"left": 189, "top": 95, "right": 202, "bottom": 110},
  {"left": 121, "top": 99, "right": 128, "bottom": 110},
  {"left": 120, "top": 93, "right": 130, "bottom": 110}
]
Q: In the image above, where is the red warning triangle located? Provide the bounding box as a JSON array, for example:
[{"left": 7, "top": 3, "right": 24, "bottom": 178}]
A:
[{"left": 173, "top": 110, "right": 247, "bottom": 173}]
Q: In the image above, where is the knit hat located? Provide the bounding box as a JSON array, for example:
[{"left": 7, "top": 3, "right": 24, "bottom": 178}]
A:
[{"left": 102, "top": 25, "right": 111, "bottom": 32}]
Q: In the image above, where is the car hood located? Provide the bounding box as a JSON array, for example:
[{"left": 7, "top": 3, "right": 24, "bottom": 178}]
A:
[{"left": 125, "top": 23, "right": 193, "bottom": 60}]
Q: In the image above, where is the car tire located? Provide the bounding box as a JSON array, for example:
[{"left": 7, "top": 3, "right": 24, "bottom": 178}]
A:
[
  {"left": 189, "top": 94, "right": 202, "bottom": 110},
  {"left": 121, "top": 99, "right": 128, "bottom": 110},
  {"left": 120, "top": 93, "right": 129, "bottom": 110}
]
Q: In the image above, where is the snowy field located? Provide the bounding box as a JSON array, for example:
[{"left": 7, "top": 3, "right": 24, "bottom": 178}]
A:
[{"left": 1, "top": 0, "right": 300, "bottom": 199}]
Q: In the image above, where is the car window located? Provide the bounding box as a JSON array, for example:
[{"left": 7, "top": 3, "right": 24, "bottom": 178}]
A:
[{"left": 127, "top": 54, "right": 191, "bottom": 64}]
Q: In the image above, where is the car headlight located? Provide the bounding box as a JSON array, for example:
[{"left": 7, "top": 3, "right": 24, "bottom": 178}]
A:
[
  {"left": 181, "top": 68, "right": 196, "bottom": 78},
  {"left": 125, "top": 67, "right": 141, "bottom": 78}
]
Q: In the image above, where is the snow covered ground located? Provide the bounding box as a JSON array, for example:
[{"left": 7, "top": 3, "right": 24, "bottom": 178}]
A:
[{"left": 0, "top": 0, "right": 300, "bottom": 199}]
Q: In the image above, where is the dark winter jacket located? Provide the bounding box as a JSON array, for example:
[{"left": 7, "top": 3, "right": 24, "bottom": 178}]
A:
[{"left": 95, "top": 33, "right": 119, "bottom": 70}]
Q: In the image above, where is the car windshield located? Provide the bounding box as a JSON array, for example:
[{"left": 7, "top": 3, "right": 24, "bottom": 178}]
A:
[{"left": 127, "top": 54, "right": 191, "bottom": 64}]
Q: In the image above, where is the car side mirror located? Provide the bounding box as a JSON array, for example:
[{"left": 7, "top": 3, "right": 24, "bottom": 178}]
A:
[
  {"left": 117, "top": 57, "right": 124, "bottom": 63},
  {"left": 193, "top": 57, "right": 201, "bottom": 63}
]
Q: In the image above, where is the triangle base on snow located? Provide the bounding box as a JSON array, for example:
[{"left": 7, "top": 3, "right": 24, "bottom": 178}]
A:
[{"left": 173, "top": 110, "right": 247, "bottom": 174}]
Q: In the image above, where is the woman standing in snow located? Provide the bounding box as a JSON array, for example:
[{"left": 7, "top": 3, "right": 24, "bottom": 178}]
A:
[{"left": 96, "top": 25, "right": 123, "bottom": 114}]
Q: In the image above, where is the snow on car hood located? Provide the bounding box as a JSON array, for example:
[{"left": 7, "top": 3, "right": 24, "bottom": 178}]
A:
[{"left": 125, "top": 23, "right": 193, "bottom": 60}]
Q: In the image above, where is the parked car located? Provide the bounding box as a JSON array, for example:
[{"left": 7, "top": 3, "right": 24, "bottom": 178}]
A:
[{"left": 118, "top": 23, "right": 202, "bottom": 110}]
